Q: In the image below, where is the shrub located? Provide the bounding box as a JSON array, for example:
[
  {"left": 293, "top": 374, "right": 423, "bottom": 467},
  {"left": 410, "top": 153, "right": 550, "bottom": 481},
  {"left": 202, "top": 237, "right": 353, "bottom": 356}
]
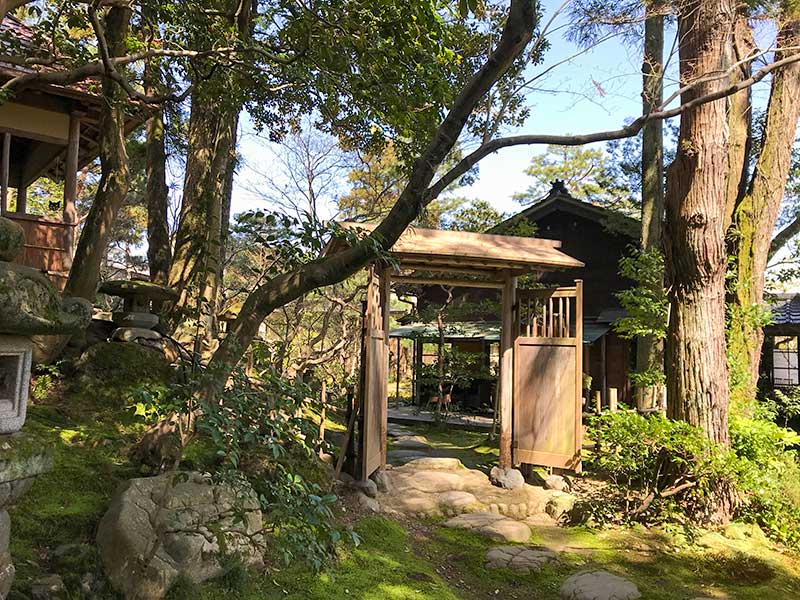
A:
[
  {"left": 196, "top": 367, "right": 358, "bottom": 571},
  {"left": 584, "top": 410, "right": 800, "bottom": 548},
  {"left": 730, "top": 416, "right": 800, "bottom": 547},
  {"left": 584, "top": 411, "right": 738, "bottom": 524}
]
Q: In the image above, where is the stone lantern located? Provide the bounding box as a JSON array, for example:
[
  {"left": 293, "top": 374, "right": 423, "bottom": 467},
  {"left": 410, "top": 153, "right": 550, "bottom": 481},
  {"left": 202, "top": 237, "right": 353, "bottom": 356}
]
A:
[
  {"left": 98, "top": 279, "right": 178, "bottom": 345},
  {"left": 0, "top": 217, "right": 91, "bottom": 595}
]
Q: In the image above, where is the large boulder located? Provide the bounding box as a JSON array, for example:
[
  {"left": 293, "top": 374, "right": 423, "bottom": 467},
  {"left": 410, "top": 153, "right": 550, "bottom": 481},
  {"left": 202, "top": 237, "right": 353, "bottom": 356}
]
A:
[
  {"left": 0, "top": 262, "right": 90, "bottom": 336},
  {"left": 97, "top": 472, "right": 264, "bottom": 599}
]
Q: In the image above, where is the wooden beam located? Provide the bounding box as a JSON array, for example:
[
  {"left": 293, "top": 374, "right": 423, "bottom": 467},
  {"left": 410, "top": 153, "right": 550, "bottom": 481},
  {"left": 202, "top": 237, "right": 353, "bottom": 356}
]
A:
[
  {"left": 574, "top": 279, "right": 584, "bottom": 473},
  {"left": 63, "top": 112, "right": 81, "bottom": 226},
  {"left": 499, "top": 271, "right": 517, "bottom": 469},
  {"left": 391, "top": 274, "right": 505, "bottom": 289}
]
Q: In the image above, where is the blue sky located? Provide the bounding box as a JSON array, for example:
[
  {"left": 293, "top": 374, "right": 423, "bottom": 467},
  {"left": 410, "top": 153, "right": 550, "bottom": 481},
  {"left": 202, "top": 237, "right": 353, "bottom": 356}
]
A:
[{"left": 230, "top": 1, "right": 777, "bottom": 220}]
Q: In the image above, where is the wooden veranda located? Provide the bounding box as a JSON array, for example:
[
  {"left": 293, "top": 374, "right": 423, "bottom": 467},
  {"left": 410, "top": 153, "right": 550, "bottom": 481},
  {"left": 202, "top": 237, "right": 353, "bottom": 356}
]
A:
[
  {"left": 326, "top": 224, "right": 586, "bottom": 479},
  {"left": 0, "top": 15, "right": 147, "bottom": 288}
]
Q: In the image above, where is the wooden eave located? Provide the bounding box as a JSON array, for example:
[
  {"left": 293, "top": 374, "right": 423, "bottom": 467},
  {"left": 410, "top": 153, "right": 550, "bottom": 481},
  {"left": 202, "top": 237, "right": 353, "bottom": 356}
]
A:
[
  {"left": 325, "top": 222, "right": 585, "bottom": 277},
  {"left": 490, "top": 193, "right": 640, "bottom": 238}
]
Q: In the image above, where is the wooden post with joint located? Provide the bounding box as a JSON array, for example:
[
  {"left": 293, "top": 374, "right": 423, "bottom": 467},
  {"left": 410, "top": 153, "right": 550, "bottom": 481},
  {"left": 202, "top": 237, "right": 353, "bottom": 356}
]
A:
[
  {"left": 499, "top": 270, "right": 517, "bottom": 469},
  {"left": 1, "top": 132, "right": 9, "bottom": 215},
  {"left": 63, "top": 112, "right": 81, "bottom": 256}
]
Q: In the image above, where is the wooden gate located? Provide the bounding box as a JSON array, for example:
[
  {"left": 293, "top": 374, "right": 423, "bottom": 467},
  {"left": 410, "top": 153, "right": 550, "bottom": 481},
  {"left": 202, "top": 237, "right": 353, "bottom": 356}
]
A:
[
  {"left": 513, "top": 281, "right": 583, "bottom": 472},
  {"left": 358, "top": 266, "right": 389, "bottom": 479}
]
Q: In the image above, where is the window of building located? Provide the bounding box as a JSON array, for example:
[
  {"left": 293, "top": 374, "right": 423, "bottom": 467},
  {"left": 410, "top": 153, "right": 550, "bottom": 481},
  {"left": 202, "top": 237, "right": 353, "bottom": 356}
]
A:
[{"left": 773, "top": 335, "right": 799, "bottom": 387}]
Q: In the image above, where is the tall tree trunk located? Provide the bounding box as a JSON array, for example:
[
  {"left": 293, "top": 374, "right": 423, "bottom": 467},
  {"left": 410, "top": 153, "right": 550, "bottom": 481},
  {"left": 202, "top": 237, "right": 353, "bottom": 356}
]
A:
[
  {"left": 664, "top": 0, "right": 734, "bottom": 447},
  {"left": 132, "top": 0, "right": 538, "bottom": 468},
  {"left": 727, "top": 19, "right": 800, "bottom": 409},
  {"left": 635, "top": 2, "right": 665, "bottom": 412},
  {"left": 167, "top": 97, "right": 238, "bottom": 341},
  {"left": 144, "top": 60, "right": 171, "bottom": 285},
  {"left": 64, "top": 6, "right": 131, "bottom": 300},
  {"left": 167, "top": 1, "right": 250, "bottom": 341}
]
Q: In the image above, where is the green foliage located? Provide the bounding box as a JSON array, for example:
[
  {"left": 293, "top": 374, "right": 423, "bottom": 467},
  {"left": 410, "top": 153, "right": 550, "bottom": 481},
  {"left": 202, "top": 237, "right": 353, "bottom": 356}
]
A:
[
  {"left": 730, "top": 415, "right": 800, "bottom": 548},
  {"left": 195, "top": 367, "right": 357, "bottom": 571},
  {"left": 30, "top": 362, "right": 64, "bottom": 402},
  {"left": 513, "top": 144, "right": 639, "bottom": 216},
  {"left": 441, "top": 199, "right": 506, "bottom": 232},
  {"left": 615, "top": 247, "right": 668, "bottom": 341},
  {"left": 614, "top": 247, "right": 668, "bottom": 386},
  {"left": 584, "top": 412, "right": 738, "bottom": 525},
  {"left": 761, "top": 387, "right": 800, "bottom": 427},
  {"left": 585, "top": 410, "right": 800, "bottom": 548}
]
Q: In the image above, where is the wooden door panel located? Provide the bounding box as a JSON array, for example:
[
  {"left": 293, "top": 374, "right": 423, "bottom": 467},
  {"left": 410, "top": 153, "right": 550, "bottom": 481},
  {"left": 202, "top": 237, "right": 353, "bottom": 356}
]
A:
[
  {"left": 514, "top": 341, "right": 579, "bottom": 469},
  {"left": 512, "top": 281, "right": 583, "bottom": 472}
]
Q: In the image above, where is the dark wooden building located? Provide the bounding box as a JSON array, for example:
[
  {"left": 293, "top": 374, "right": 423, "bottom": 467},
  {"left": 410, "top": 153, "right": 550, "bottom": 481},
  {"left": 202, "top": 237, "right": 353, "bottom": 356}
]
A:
[
  {"left": 409, "top": 181, "right": 639, "bottom": 408},
  {"left": 489, "top": 181, "right": 639, "bottom": 406}
]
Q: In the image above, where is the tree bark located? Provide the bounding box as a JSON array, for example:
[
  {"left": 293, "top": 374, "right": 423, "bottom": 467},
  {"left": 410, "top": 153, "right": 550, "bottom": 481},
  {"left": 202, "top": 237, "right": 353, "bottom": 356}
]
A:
[
  {"left": 133, "top": 0, "right": 538, "bottom": 465},
  {"left": 167, "top": 2, "right": 249, "bottom": 340},
  {"left": 144, "top": 61, "right": 172, "bottom": 285},
  {"left": 664, "top": 0, "right": 734, "bottom": 447},
  {"left": 727, "top": 19, "right": 800, "bottom": 408},
  {"left": 64, "top": 6, "right": 131, "bottom": 300},
  {"left": 635, "top": 2, "right": 665, "bottom": 412}
]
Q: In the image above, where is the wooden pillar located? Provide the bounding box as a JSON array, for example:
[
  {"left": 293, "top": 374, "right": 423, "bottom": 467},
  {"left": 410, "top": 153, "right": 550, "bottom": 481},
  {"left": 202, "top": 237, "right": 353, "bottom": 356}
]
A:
[
  {"left": 499, "top": 272, "right": 517, "bottom": 469},
  {"left": 608, "top": 387, "right": 618, "bottom": 413},
  {"left": 395, "top": 337, "right": 401, "bottom": 406},
  {"left": 1, "top": 132, "right": 9, "bottom": 215},
  {"left": 413, "top": 337, "right": 423, "bottom": 407},
  {"left": 16, "top": 185, "right": 27, "bottom": 214},
  {"left": 63, "top": 113, "right": 81, "bottom": 225},
  {"left": 600, "top": 333, "right": 607, "bottom": 408},
  {"left": 379, "top": 267, "right": 391, "bottom": 467}
]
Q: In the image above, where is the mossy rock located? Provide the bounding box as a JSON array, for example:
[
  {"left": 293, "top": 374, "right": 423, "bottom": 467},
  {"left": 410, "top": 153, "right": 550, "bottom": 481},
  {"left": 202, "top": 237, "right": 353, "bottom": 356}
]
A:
[
  {"left": 73, "top": 342, "right": 176, "bottom": 403},
  {"left": 0, "top": 217, "right": 24, "bottom": 261}
]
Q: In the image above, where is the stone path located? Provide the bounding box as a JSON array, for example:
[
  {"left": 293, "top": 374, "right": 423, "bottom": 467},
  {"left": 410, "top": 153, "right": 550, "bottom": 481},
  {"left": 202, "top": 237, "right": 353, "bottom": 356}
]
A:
[
  {"left": 388, "top": 406, "right": 493, "bottom": 431},
  {"left": 345, "top": 430, "right": 641, "bottom": 600},
  {"left": 445, "top": 512, "right": 532, "bottom": 542}
]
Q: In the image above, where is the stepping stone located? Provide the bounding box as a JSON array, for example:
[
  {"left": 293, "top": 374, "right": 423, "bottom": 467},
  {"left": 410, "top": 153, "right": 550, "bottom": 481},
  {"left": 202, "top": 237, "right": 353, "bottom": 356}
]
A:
[
  {"left": 438, "top": 491, "right": 479, "bottom": 512},
  {"left": 485, "top": 546, "right": 559, "bottom": 573},
  {"left": 393, "top": 438, "right": 432, "bottom": 451},
  {"left": 405, "top": 470, "right": 465, "bottom": 493},
  {"left": 387, "top": 424, "right": 416, "bottom": 438},
  {"left": 402, "top": 457, "right": 463, "bottom": 470},
  {"left": 445, "top": 512, "right": 532, "bottom": 543},
  {"left": 387, "top": 449, "right": 429, "bottom": 464},
  {"left": 560, "top": 570, "right": 641, "bottom": 600}
]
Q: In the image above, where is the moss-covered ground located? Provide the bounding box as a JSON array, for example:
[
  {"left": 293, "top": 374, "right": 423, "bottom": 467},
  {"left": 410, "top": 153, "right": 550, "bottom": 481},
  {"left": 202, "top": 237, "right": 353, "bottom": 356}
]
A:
[{"left": 8, "top": 370, "right": 800, "bottom": 599}]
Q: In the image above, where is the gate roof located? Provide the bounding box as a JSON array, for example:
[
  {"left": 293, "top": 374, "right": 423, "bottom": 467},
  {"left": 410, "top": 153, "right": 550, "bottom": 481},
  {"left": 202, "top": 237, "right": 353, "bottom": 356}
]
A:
[{"left": 326, "top": 222, "right": 584, "bottom": 275}]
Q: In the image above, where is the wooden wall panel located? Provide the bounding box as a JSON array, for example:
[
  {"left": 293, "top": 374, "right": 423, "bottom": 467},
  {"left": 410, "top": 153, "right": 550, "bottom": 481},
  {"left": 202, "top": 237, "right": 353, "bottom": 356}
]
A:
[{"left": 4, "top": 213, "right": 72, "bottom": 290}]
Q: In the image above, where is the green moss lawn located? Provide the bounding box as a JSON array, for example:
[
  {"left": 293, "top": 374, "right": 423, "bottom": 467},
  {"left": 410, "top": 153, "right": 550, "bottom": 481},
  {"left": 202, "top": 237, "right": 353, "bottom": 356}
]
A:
[{"left": 8, "top": 371, "right": 800, "bottom": 599}]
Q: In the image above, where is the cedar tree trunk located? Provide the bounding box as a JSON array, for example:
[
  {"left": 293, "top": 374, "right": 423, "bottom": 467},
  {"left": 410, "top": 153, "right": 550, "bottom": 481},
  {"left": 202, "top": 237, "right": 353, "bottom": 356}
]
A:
[
  {"left": 728, "top": 19, "right": 800, "bottom": 406},
  {"left": 144, "top": 55, "right": 172, "bottom": 285},
  {"left": 664, "top": 0, "right": 734, "bottom": 447},
  {"left": 635, "top": 2, "right": 665, "bottom": 412}
]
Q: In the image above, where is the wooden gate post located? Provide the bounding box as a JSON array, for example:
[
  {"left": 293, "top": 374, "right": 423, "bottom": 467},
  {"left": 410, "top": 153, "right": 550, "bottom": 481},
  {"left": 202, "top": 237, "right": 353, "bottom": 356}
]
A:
[{"left": 499, "top": 271, "right": 517, "bottom": 469}]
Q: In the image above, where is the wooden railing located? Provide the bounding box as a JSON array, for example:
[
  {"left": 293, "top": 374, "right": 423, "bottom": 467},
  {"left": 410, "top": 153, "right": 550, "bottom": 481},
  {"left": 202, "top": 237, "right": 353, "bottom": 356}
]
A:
[
  {"left": 517, "top": 285, "right": 581, "bottom": 339},
  {"left": 3, "top": 212, "right": 74, "bottom": 290}
]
